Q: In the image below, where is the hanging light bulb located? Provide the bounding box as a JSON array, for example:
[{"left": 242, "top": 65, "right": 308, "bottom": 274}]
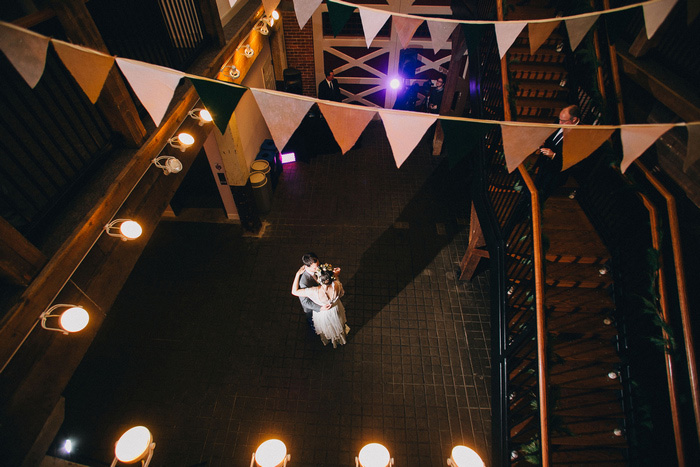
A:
[
  {"left": 168, "top": 132, "right": 194, "bottom": 152},
  {"left": 188, "top": 108, "right": 212, "bottom": 125}
]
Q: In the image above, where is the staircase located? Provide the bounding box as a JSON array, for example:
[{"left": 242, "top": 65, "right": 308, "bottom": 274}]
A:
[{"left": 504, "top": 1, "right": 629, "bottom": 464}]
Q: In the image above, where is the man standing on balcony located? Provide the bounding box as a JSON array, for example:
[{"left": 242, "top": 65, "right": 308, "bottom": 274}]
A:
[
  {"left": 318, "top": 69, "right": 342, "bottom": 102},
  {"left": 536, "top": 105, "right": 580, "bottom": 201}
]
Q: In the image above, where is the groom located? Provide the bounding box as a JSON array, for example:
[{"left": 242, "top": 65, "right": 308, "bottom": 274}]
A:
[{"left": 298, "top": 252, "right": 330, "bottom": 330}]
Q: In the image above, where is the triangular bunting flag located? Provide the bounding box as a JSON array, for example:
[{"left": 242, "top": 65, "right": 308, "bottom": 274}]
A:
[
  {"left": 495, "top": 21, "right": 526, "bottom": 58},
  {"left": 52, "top": 40, "right": 114, "bottom": 104},
  {"left": 0, "top": 21, "right": 50, "bottom": 88},
  {"left": 293, "top": 0, "right": 322, "bottom": 30},
  {"left": 501, "top": 124, "right": 556, "bottom": 173},
  {"left": 116, "top": 58, "right": 184, "bottom": 126},
  {"left": 441, "top": 120, "right": 491, "bottom": 168},
  {"left": 565, "top": 14, "right": 599, "bottom": 51},
  {"left": 644, "top": 0, "right": 678, "bottom": 39},
  {"left": 620, "top": 124, "right": 673, "bottom": 173},
  {"left": 250, "top": 89, "right": 314, "bottom": 152},
  {"left": 561, "top": 127, "right": 615, "bottom": 171},
  {"left": 427, "top": 20, "right": 457, "bottom": 54},
  {"left": 359, "top": 7, "right": 390, "bottom": 48},
  {"left": 318, "top": 103, "right": 375, "bottom": 154},
  {"left": 379, "top": 110, "right": 437, "bottom": 168},
  {"left": 528, "top": 20, "right": 561, "bottom": 55},
  {"left": 327, "top": 1, "right": 355, "bottom": 37},
  {"left": 683, "top": 124, "right": 700, "bottom": 171},
  {"left": 394, "top": 16, "right": 423, "bottom": 49},
  {"left": 190, "top": 77, "right": 247, "bottom": 134},
  {"left": 262, "top": 0, "right": 281, "bottom": 17}
]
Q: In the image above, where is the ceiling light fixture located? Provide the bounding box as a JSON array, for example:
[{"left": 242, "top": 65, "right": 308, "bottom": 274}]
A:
[
  {"left": 104, "top": 219, "right": 143, "bottom": 241},
  {"left": 188, "top": 108, "right": 212, "bottom": 126},
  {"left": 111, "top": 426, "right": 155, "bottom": 467},
  {"left": 40, "top": 304, "right": 89, "bottom": 335},
  {"left": 152, "top": 156, "right": 183, "bottom": 175},
  {"left": 168, "top": 132, "right": 195, "bottom": 152}
]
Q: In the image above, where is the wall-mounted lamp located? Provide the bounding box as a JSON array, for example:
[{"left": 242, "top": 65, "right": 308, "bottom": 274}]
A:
[
  {"left": 447, "top": 445, "right": 484, "bottom": 467},
  {"left": 250, "top": 439, "right": 290, "bottom": 467},
  {"left": 188, "top": 108, "right": 213, "bottom": 126},
  {"left": 168, "top": 132, "right": 195, "bottom": 152},
  {"left": 356, "top": 443, "right": 394, "bottom": 467},
  {"left": 255, "top": 21, "right": 269, "bottom": 35},
  {"left": 152, "top": 156, "right": 183, "bottom": 175},
  {"left": 271, "top": 10, "right": 279, "bottom": 21},
  {"left": 110, "top": 426, "right": 155, "bottom": 467},
  {"left": 221, "top": 65, "right": 241, "bottom": 79},
  {"left": 104, "top": 219, "right": 143, "bottom": 241},
  {"left": 243, "top": 44, "right": 254, "bottom": 58},
  {"left": 40, "top": 304, "right": 89, "bottom": 335}
]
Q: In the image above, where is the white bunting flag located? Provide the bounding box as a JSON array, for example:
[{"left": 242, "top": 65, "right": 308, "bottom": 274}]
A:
[
  {"left": 293, "top": 0, "right": 323, "bottom": 30},
  {"left": 318, "top": 103, "right": 376, "bottom": 154},
  {"left": 427, "top": 20, "right": 457, "bottom": 54},
  {"left": 644, "top": 0, "right": 678, "bottom": 39},
  {"left": 378, "top": 110, "right": 437, "bottom": 168},
  {"left": 250, "top": 89, "right": 314, "bottom": 152},
  {"left": 0, "top": 21, "right": 50, "bottom": 88},
  {"left": 620, "top": 124, "right": 673, "bottom": 173},
  {"left": 359, "top": 7, "right": 390, "bottom": 48},
  {"left": 683, "top": 124, "right": 700, "bottom": 171},
  {"left": 116, "top": 58, "right": 184, "bottom": 126},
  {"left": 501, "top": 124, "right": 556, "bottom": 173},
  {"left": 565, "top": 14, "right": 599, "bottom": 51},
  {"left": 495, "top": 21, "right": 526, "bottom": 59}
]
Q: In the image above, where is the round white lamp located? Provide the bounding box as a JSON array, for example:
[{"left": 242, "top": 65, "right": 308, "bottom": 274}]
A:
[
  {"left": 188, "top": 108, "right": 212, "bottom": 126},
  {"left": 357, "top": 443, "right": 393, "bottom": 467},
  {"left": 152, "top": 156, "right": 183, "bottom": 175},
  {"left": 252, "top": 439, "right": 290, "bottom": 467},
  {"left": 105, "top": 219, "right": 142, "bottom": 241},
  {"left": 111, "top": 426, "right": 155, "bottom": 466},
  {"left": 447, "top": 445, "right": 484, "bottom": 467},
  {"left": 168, "top": 132, "right": 195, "bottom": 152},
  {"left": 40, "top": 305, "right": 89, "bottom": 335}
]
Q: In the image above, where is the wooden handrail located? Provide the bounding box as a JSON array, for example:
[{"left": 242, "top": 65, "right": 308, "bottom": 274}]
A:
[
  {"left": 496, "top": 1, "right": 512, "bottom": 121},
  {"left": 602, "top": 0, "right": 626, "bottom": 124},
  {"left": 635, "top": 161, "right": 700, "bottom": 447},
  {"left": 638, "top": 192, "right": 685, "bottom": 465},
  {"left": 517, "top": 165, "right": 550, "bottom": 466}
]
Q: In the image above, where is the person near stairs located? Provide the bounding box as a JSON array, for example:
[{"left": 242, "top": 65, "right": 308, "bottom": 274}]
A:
[
  {"left": 318, "top": 69, "right": 342, "bottom": 102},
  {"left": 535, "top": 105, "right": 580, "bottom": 201}
]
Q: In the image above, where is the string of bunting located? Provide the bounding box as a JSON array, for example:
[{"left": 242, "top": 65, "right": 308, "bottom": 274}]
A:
[{"left": 0, "top": 19, "right": 698, "bottom": 173}]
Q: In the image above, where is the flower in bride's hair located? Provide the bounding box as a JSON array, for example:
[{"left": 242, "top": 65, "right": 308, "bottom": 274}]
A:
[{"left": 315, "top": 263, "right": 336, "bottom": 282}]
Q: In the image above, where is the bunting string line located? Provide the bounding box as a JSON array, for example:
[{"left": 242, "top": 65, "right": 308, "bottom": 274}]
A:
[{"left": 326, "top": 0, "right": 664, "bottom": 24}]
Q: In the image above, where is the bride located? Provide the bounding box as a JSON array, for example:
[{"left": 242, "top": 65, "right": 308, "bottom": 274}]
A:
[{"left": 292, "top": 265, "right": 349, "bottom": 348}]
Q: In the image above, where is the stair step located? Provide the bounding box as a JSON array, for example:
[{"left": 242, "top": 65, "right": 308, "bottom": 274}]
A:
[
  {"left": 509, "top": 61, "right": 568, "bottom": 74},
  {"left": 556, "top": 386, "right": 624, "bottom": 418},
  {"left": 515, "top": 97, "right": 569, "bottom": 110},
  {"left": 551, "top": 335, "right": 619, "bottom": 362},
  {"left": 546, "top": 286, "right": 614, "bottom": 311},
  {"left": 546, "top": 261, "right": 612, "bottom": 288},
  {"left": 512, "top": 69, "right": 567, "bottom": 83},
  {"left": 551, "top": 445, "right": 627, "bottom": 464},
  {"left": 546, "top": 230, "right": 610, "bottom": 264},
  {"left": 550, "top": 360, "right": 623, "bottom": 388},
  {"left": 515, "top": 85, "right": 568, "bottom": 100},
  {"left": 547, "top": 308, "right": 616, "bottom": 337},
  {"left": 509, "top": 45, "right": 565, "bottom": 59},
  {"left": 550, "top": 418, "right": 627, "bottom": 446},
  {"left": 542, "top": 197, "right": 599, "bottom": 232}
]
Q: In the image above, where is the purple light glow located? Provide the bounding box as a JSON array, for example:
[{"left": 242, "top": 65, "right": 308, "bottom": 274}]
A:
[{"left": 280, "top": 152, "right": 296, "bottom": 163}]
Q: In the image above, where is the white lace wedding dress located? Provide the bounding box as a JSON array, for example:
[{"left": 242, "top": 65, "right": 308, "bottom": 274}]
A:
[{"left": 308, "top": 281, "right": 349, "bottom": 348}]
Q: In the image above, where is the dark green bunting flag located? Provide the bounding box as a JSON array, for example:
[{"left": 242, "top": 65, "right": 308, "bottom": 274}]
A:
[{"left": 190, "top": 77, "right": 248, "bottom": 134}]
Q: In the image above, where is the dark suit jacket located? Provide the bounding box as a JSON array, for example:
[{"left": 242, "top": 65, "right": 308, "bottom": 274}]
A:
[
  {"left": 535, "top": 128, "right": 565, "bottom": 200},
  {"left": 299, "top": 271, "right": 321, "bottom": 315},
  {"left": 318, "top": 78, "right": 341, "bottom": 102}
]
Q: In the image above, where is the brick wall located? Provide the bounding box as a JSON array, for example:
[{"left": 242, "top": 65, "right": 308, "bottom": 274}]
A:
[{"left": 281, "top": 10, "right": 316, "bottom": 97}]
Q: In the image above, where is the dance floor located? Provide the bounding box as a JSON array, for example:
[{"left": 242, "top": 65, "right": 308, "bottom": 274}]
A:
[{"left": 52, "top": 121, "right": 492, "bottom": 466}]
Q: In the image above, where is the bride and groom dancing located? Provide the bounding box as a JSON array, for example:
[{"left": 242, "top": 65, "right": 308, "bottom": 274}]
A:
[{"left": 292, "top": 253, "right": 350, "bottom": 348}]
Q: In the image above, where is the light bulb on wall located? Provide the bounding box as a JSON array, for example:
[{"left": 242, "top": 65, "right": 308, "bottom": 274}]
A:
[
  {"left": 356, "top": 443, "right": 393, "bottom": 467},
  {"left": 243, "top": 44, "right": 254, "bottom": 58},
  {"left": 271, "top": 10, "right": 279, "bottom": 21},
  {"left": 447, "top": 445, "right": 485, "bottom": 467},
  {"left": 168, "top": 132, "right": 194, "bottom": 152},
  {"left": 40, "top": 304, "right": 89, "bottom": 335},
  {"left": 152, "top": 156, "right": 183, "bottom": 175},
  {"left": 252, "top": 439, "right": 290, "bottom": 467},
  {"left": 111, "top": 426, "right": 155, "bottom": 467},
  {"left": 188, "top": 108, "right": 212, "bottom": 126},
  {"left": 104, "top": 219, "right": 142, "bottom": 241}
]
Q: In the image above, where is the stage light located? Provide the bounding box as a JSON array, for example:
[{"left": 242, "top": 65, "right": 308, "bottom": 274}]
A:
[{"left": 389, "top": 78, "right": 401, "bottom": 90}]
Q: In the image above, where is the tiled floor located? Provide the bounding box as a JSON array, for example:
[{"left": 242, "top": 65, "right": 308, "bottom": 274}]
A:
[{"left": 52, "top": 121, "right": 492, "bottom": 466}]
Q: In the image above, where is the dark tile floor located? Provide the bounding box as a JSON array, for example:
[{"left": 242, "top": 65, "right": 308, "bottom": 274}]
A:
[{"left": 52, "top": 122, "right": 492, "bottom": 466}]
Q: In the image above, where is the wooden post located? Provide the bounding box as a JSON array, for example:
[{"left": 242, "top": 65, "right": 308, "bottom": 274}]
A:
[
  {"left": 0, "top": 217, "right": 46, "bottom": 286},
  {"left": 199, "top": 0, "right": 226, "bottom": 47},
  {"left": 48, "top": 0, "right": 146, "bottom": 147},
  {"left": 459, "top": 202, "right": 490, "bottom": 280}
]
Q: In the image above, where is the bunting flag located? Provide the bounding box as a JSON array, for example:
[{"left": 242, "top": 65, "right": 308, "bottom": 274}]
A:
[
  {"left": 501, "top": 124, "right": 556, "bottom": 173},
  {"left": 565, "top": 14, "right": 600, "bottom": 51},
  {"left": 250, "top": 89, "right": 314, "bottom": 152},
  {"left": 116, "top": 58, "right": 184, "bottom": 126},
  {"left": 52, "top": 40, "right": 114, "bottom": 104},
  {"left": 262, "top": 0, "right": 281, "bottom": 17},
  {"left": 683, "top": 124, "right": 700, "bottom": 171},
  {"left": 328, "top": 1, "right": 355, "bottom": 37},
  {"left": 318, "top": 103, "right": 375, "bottom": 154},
  {"left": 441, "top": 120, "right": 490, "bottom": 168},
  {"left": 427, "top": 20, "right": 457, "bottom": 54},
  {"left": 379, "top": 110, "right": 437, "bottom": 168},
  {"left": 0, "top": 22, "right": 50, "bottom": 88},
  {"left": 561, "top": 127, "right": 615, "bottom": 170},
  {"left": 495, "top": 21, "right": 527, "bottom": 59},
  {"left": 293, "top": 0, "right": 322, "bottom": 30},
  {"left": 190, "top": 77, "right": 247, "bottom": 133},
  {"left": 394, "top": 16, "right": 423, "bottom": 49},
  {"left": 620, "top": 124, "right": 673, "bottom": 173},
  {"left": 643, "top": 0, "right": 678, "bottom": 38},
  {"left": 359, "top": 7, "right": 391, "bottom": 48},
  {"left": 528, "top": 20, "right": 561, "bottom": 55}
]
